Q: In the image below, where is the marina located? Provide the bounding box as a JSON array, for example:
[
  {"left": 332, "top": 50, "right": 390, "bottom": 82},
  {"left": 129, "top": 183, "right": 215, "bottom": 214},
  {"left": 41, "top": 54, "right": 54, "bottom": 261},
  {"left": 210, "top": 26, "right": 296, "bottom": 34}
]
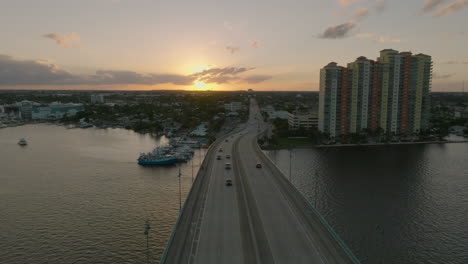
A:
[
  {"left": 0, "top": 124, "right": 204, "bottom": 264},
  {"left": 137, "top": 140, "right": 199, "bottom": 166}
]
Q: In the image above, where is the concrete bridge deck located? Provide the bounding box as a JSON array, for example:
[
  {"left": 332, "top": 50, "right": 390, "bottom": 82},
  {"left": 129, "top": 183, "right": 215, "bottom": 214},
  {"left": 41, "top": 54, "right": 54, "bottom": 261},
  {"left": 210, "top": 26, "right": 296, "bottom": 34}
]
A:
[{"left": 161, "top": 99, "right": 360, "bottom": 264}]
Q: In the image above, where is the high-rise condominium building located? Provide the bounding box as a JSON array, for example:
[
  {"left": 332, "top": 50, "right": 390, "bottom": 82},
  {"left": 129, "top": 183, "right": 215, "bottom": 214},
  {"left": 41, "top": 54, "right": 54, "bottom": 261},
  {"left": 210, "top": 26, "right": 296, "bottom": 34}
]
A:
[{"left": 318, "top": 49, "right": 432, "bottom": 138}]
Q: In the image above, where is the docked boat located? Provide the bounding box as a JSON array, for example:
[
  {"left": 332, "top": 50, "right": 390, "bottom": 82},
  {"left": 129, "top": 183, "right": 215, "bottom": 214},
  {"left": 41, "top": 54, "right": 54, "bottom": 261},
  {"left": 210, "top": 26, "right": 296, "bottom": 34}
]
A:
[
  {"left": 138, "top": 155, "right": 178, "bottom": 165},
  {"left": 79, "top": 123, "right": 93, "bottom": 128},
  {"left": 18, "top": 138, "right": 28, "bottom": 146},
  {"left": 174, "top": 145, "right": 194, "bottom": 162},
  {"left": 138, "top": 146, "right": 177, "bottom": 166},
  {"left": 170, "top": 139, "right": 200, "bottom": 148},
  {"left": 138, "top": 142, "right": 197, "bottom": 165}
]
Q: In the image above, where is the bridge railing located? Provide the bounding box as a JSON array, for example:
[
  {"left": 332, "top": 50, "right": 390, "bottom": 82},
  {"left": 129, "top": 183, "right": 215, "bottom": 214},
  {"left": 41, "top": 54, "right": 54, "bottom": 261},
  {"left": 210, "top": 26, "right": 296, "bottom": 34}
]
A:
[
  {"left": 160, "top": 125, "right": 246, "bottom": 263},
  {"left": 253, "top": 130, "right": 361, "bottom": 264}
]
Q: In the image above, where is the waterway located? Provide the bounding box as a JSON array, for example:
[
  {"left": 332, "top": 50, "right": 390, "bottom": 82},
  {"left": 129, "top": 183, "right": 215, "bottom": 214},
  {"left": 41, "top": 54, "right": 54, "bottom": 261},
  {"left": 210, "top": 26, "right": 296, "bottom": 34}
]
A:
[
  {"left": 0, "top": 124, "right": 203, "bottom": 264},
  {"left": 265, "top": 142, "right": 468, "bottom": 264},
  {"left": 2, "top": 124, "right": 467, "bottom": 263}
]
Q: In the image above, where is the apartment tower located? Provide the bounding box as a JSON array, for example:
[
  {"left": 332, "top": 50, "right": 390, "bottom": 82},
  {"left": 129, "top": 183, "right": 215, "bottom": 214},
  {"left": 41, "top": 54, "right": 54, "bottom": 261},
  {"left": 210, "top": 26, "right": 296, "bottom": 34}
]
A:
[{"left": 318, "top": 49, "right": 432, "bottom": 138}]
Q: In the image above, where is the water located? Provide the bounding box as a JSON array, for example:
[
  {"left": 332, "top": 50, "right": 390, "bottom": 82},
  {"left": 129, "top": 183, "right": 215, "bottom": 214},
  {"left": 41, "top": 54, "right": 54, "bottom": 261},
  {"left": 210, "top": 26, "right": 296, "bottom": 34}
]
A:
[
  {"left": 0, "top": 124, "right": 203, "bottom": 264},
  {"left": 266, "top": 143, "right": 468, "bottom": 264},
  {"left": 2, "top": 124, "right": 467, "bottom": 264}
]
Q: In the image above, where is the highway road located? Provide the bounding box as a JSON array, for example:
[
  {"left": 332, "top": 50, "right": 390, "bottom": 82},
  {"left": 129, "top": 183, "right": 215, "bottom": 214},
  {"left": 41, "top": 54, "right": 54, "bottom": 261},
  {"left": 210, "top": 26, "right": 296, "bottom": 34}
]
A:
[{"left": 161, "top": 99, "right": 359, "bottom": 264}]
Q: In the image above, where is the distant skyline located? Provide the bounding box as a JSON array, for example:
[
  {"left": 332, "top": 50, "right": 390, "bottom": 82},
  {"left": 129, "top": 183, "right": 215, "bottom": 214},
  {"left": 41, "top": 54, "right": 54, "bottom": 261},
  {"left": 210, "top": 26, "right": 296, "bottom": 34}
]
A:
[{"left": 1, "top": 0, "right": 467, "bottom": 91}]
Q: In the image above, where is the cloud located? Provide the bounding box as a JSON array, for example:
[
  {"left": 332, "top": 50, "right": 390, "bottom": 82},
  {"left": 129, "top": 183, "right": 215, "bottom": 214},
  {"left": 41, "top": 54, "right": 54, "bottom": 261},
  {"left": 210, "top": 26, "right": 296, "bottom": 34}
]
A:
[
  {"left": 250, "top": 40, "right": 260, "bottom": 48},
  {"left": 43, "top": 32, "right": 80, "bottom": 48},
  {"left": 225, "top": 46, "right": 240, "bottom": 54},
  {"left": 375, "top": 0, "right": 386, "bottom": 13},
  {"left": 422, "top": 0, "right": 445, "bottom": 12},
  {"left": 191, "top": 67, "right": 252, "bottom": 84},
  {"left": 0, "top": 54, "right": 194, "bottom": 86},
  {"left": 353, "top": 8, "right": 369, "bottom": 20},
  {"left": 319, "top": 22, "right": 357, "bottom": 39},
  {"left": 89, "top": 71, "right": 194, "bottom": 85},
  {"left": 376, "top": 36, "right": 402, "bottom": 43},
  {"left": 0, "top": 55, "right": 273, "bottom": 87},
  {"left": 433, "top": 73, "right": 454, "bottom": 79},
  {"left": 434, "top": 0, "right": 468, "bottom": 17},
  {"left": 243, "top": 75, "right": 272, "bottom": 84},
  {"left": 338, "top": 0, "right": 361, "bottom": 7},
  {"left": 190, "top": 67, "right": 271, "bottom": 84}
]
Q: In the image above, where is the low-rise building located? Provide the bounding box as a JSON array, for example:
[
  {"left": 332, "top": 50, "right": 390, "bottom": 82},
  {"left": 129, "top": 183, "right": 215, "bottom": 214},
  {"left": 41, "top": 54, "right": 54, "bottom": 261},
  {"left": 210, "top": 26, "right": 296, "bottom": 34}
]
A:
[
  {"left": 262, "top": 105, "right": 275, "bottom": 116},
  {"left": 0, "top": 105, "right": 21, "bottom": 120},
  {"left": 18, "top": 101, "right": 33, "bottom": 120},
  {"left": 454, "top": 107, "right": 468, "bottom": 118},
  {"left": 270, "top": 111, "right": 289, "bottom": 120},
  {"left": 288, "top": 111, "right": 318, "bottom": 130},
  {"left": 32, "top": 103, "right": 84, "bottom": 120},
  {"left": 91, "top": 94, "right": 105, "bottom": 104},
  {"left": 224, "top": 102, "right": 243, "bottom": 112}
]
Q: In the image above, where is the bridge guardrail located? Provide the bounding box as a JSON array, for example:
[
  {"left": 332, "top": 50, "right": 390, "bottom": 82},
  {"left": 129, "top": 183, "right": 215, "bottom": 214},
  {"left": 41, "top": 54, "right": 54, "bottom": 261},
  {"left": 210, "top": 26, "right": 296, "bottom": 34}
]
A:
[
  {"left": 160, "top": 125, "right": 246, "bottom": 263},
  {"left": 253, "top": 130, "right": 361, "bottom": 264}
]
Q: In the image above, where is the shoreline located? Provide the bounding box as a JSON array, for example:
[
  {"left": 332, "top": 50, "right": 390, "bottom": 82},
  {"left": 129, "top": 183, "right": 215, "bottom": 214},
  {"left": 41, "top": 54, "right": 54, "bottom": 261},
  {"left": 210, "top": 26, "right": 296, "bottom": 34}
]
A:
[
  {"left": 262, "top": 139, "right": 468, "bottom": 150},
  {"left": 315, "top": 140, "right": 468, "bottom": 148}
]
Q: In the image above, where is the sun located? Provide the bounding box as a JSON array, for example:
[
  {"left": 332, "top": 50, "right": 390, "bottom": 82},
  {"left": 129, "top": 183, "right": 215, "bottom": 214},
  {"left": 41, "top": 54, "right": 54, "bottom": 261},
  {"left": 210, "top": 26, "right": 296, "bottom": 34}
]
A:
[{"left": 193, "top": 80, "right": 207, "bottom": 90}]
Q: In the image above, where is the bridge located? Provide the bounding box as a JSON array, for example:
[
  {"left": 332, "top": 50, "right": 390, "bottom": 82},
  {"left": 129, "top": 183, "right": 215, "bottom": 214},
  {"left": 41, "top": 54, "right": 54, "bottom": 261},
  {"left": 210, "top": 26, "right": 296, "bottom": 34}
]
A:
[{"left": 161, "top": 99, "right": 360, "bottom": 264}]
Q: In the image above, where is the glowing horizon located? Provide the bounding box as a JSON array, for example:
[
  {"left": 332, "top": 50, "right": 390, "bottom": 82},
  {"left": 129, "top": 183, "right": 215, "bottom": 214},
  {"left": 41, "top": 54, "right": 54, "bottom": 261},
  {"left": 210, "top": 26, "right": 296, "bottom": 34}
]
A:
[{"left": 1, "top": 0, "right": 467, "bottom": 92}]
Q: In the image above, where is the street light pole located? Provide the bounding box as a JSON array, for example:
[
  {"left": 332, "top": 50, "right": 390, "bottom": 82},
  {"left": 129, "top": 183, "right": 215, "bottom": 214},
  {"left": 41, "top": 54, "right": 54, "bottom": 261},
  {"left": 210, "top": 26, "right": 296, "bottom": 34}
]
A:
[
  {"left": 289, "top": 147, "right": 292, "bottom": 183},
  {"left": 314, "top": 171, "right": 318, "bottom": 208},
  {"left": 144, "top": 220, "right": 151, "bottom": 264},
  {"left": 199, "top": 146, "right": 202, "bottom": 169},
  {"left": 191, "top": 155, "right": 194, "bottom": 183},
  {"left": 178, "top": 165, "right": 182, "bottom": 212}
]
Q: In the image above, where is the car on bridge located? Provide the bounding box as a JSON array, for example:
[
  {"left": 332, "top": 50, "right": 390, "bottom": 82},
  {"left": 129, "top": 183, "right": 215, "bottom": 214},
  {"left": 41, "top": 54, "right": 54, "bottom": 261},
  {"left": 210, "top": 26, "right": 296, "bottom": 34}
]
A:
[
  {"left": 225, "top": 163, "right": 231, "bottom": 169},
  {"left": 256, "top": 163, "right": 262, "bottom": 168},
  {"left": 226, "top": 154, "right": 230, "bottom": 159},
  {"left": 225, "top": 179, "right": 232, "bottom": 186},
  {"left": 217, "top": 155, "right": 222, "bottom": 160}
]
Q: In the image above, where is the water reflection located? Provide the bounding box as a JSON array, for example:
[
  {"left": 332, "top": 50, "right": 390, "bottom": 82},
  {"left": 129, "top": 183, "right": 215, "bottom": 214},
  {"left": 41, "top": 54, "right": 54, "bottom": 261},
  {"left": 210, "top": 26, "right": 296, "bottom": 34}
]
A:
[
  {"left": 266, "top": 143, "right": 468, "bottom": 264},
  {"left": 0, "top": 125, "right": 202, "bottom": 264}
]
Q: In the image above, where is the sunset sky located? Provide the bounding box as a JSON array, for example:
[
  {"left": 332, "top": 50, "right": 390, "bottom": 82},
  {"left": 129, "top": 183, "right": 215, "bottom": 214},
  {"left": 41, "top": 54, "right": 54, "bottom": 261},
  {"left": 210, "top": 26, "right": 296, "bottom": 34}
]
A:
[{"left": 1, "top": 0, "right": 467, "bottom": 91}]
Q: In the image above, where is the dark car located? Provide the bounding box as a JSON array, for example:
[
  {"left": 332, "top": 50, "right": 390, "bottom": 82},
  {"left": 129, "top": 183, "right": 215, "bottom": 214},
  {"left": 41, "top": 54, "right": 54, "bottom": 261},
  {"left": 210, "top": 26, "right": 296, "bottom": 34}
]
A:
[
  {"left": 217, "top": 155, "right": 222, "bottom": 160},
  {"left": 226, "top": 179, "right": 233, "bottom": 186},
  {"left": 256, "top": 163, "right": 262, "bottom": 168}
]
